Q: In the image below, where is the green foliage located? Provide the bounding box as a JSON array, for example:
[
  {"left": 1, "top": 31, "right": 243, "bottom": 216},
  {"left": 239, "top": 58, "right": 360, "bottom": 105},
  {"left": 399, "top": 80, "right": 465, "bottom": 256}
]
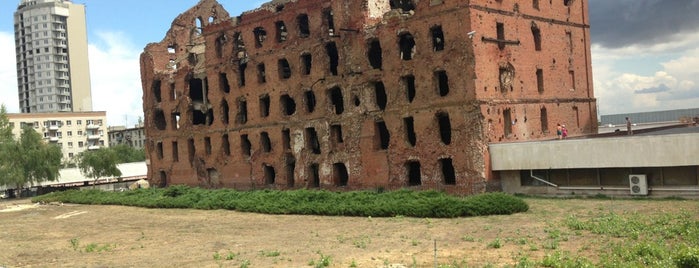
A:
[
  {"left": 675, "top": 246, "right": 699, "bottom": 268},
  {"left": 32, "top": 187, "right": 529, "bottom": 218},
  {"left": 0, "top": 106, "right": 62, "bottom": 190},
  {"left": 109, "top": 144, "right": 145, "bottom": 163},
  {"left": 76, "top": 148, "right": 122, "bottom": 181}
]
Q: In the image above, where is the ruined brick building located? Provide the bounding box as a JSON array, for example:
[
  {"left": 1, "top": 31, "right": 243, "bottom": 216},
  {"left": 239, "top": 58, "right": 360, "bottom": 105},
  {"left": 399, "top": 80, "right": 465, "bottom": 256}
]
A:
[{"left": 140, "top": 0, "right": 597, "bottom": 194}]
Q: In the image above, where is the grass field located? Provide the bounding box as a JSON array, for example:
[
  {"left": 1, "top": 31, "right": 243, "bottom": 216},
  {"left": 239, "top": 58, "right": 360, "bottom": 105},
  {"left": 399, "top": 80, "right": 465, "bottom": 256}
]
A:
[{"left": 1, "top": 196, "right": 698, "bottom": 267}]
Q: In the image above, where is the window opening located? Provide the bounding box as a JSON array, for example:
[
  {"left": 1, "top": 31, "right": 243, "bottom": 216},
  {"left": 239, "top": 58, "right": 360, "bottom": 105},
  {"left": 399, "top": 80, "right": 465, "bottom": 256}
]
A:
[
  {"left": 323, "top": 9, "right": 335, "bottom": 36},
  {"left": 301, "top": 53, "right": 312, "bottom": 75},
  {"left": 297, "top": 14, "right": 310, "bottom": 37},
  {"left": 159, "top": 171, "right": 168, "bottom": 188},
  {"left": 222, "top": 134, "right": 230, "bottom": 156},
  {"left": 431, "top": 26, "right": 444, "bottom": 51},
  {"left": 264, "top": 164, "right": 276, "bottom": 185},
  {"left": 306, "top": 127, "right": 321, "bottom": 154},
  {"left": 260, "top": 95, "right": 270, "bottom": 117},
  {"left": 573, "top": 106, "right": 580, "bottom": 127},
  {"left": 536, "top": 68, "right": 544, "bottom": 93},
  {"left": 172, "top": 141, "right": 179, "bottom": 162},
  {"left": 275, "top": 21, "right": 288, "bottom": 42},
  {"left": 253, "top": 27, "right": 267, "bottom": 47},
  {"left": 281, "top": 94, "right": 296, "bottom": 116},
  {"left": 233, "top": 31, "right": 245, "bottom": 51},
  {"left": 171, "top": 112, "right": 181, "bottom": 130},
  {"left": 152, "top": 80, "right": 162, "bottom": 103},
  {"left": 241, "top": 134, "right": 252, "bottom": 156},
  {"left": 567, "top": 32, "right": 573, "bottom": 53},
  {"left": 331, "top": 124, "right": 343, "bottom": 144},
  {"left": 170, "top": 83, "right": 177, "bottom": 101},
  {"left": 375, "top": 120, "right": 390, "bottom": 150},
  {"left": 156, "top": 142, "right": 164, "bottom": 159},
  {"left": 403, "top": 75, "right": 416, "bottom": 103},
  {"left": 390, "top": 0, "right": 416, "bottom": 12},
  {"left": 195, "top": 17, "right": 203, "bottom": 35},
  {"left": 533, "top": 0, "right": 540, "bottom": 10},
  {"left": 399, "top": 33, "right": 416, "bottom": 60},
  {"left": 215, "top": 34, "right": 226, "bottom": 58},
  {"left": 304, "top": 90, "right": 316, "bottom": 113},
  {"left": 531, "top": 23, "right": 541, "bottom": 51},
  {"left": 278, "top": 58, "right": 291, "bottom": 79},
  {"left": 326, "top": 42, "right": 339, "bottom": 75},
  {"left": 187, "top": 138, "right": 195, "bottom": 164},
  {"left": 236, "top": 98, "right": 248, "bottom": 124},
  {"left": 406, "top": 161, "right": 422, "bottom": 186},
  {"left": 333, "top": 163, "right": 349, "bottom": 186},
  {"left": 374, "top": 81, "right": 387, "bottom": 110},
  {"left": 404, "top": 116, "right": 416, "bottom": 147},
  {"left": 204, "top": 137, "right": 212, "bottom": 155},
  {"left": 154, "top": 109, "right": 166, "bottom": 130},
  {"left": 499, "top": 63, "right": 515, "bottom": 93},
  {"left": 503, "top": 108, "right": 512, "bottom": 136},
  {"left": 328, "top": 87, "right": 344, "bottom": 114},
  {"left": 286, "top": 154, "right": 296, "bottom": 187},
  {"left": 219, "top": 72, "right": 230, "bottom": 93},
  {"left": 569, "top": 70, "right": 575, "bottom": 90},
  {"left": 310, "top": 163, "right": 320, "bottom": 188},
  {"left": 206, "top": 108, "right": 214, "bottom": 126},
  {"left": 282, "top": 128, "right": 291, "bottom": 151},
  {"left": 540, "top": 107, "right": 548, "bottom": 132},
  {"left": 436, "top": 112, "right": 452, "bottom": 145},
  {"left": 436, "top": 70, "right": 449, "bottom": 96},
  {"left": 221, "top": 100, "right": 229, "bottom": 125},
  {"left": 368, "top": 39, "right": 382, "bottom": 69},
  {"left": 238, "top": 62, "right": 247, "bottom": 87},
  {"left": 496, "top": 22, "right": 505, "bottom": 50},
  {"left": 440, "top": 158, "right": 456, "bottom": 185},
  {"left": 257, "top": 63, "right": 266, "bottom": 83},
  {"left": 564, "top": 0, "right": 573, "bottom": 6},
  {"left": 189, "top": 78, "right": 203, "bottom": 102},
  {"left": 260, "top": 132, "right": 272, "bottom": 152}
]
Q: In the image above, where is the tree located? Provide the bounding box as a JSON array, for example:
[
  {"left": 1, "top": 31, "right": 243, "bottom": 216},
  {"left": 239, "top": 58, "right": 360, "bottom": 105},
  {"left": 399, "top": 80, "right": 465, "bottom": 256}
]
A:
[
  {"left": 77, "top": 148, "right": 122, "bottom": 186},
  {"left": 110, "top": 144, "right": 146, "bottom": 163},
  {"left": 0, "top": 105, "right": 63, "bottom": 196}
]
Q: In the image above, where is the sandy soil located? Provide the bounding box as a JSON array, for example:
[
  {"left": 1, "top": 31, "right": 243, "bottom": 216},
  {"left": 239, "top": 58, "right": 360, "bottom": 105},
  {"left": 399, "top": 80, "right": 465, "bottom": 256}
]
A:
[{"left": 0, "top": 197, "right": 697, "bottom": 267}]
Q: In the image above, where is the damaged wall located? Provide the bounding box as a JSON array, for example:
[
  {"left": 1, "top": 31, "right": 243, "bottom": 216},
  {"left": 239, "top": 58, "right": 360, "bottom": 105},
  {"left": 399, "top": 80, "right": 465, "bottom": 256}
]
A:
[{"left": 140, "top": 0, "right": 596, "bottom": 195}]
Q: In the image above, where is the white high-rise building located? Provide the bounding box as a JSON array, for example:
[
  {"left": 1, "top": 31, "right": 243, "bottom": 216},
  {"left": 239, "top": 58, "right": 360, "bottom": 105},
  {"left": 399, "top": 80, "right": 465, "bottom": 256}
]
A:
[{"left": 13, "top": 0, "right": 93, "bottom": 113}]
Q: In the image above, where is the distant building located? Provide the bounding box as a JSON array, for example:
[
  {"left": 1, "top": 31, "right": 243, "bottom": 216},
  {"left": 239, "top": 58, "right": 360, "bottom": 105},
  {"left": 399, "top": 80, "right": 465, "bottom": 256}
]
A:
[
  {"left": 601, "top": 108, "right": 699, "bottom": 126},
  {"left": 108, "top": 123, "right": 146, "bottom": 150},
  {"left": 7, "top": 111, "right": 109, "bottom": 165},
  {"left": 13, "top": 0, "right": 93, "bottom": 113}
]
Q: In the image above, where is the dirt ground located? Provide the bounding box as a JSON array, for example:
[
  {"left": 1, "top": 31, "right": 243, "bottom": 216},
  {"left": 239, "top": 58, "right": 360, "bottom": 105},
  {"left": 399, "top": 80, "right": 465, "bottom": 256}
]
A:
[{"left": 1, "top": 197, "right": 697, "bottom": 267}]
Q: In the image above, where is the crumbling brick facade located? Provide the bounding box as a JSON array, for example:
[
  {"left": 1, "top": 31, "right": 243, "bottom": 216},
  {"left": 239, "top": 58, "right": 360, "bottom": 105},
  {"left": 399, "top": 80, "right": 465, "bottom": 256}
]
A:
[{"left": 140, "top": 0, "right": 596, "bottom": 194}]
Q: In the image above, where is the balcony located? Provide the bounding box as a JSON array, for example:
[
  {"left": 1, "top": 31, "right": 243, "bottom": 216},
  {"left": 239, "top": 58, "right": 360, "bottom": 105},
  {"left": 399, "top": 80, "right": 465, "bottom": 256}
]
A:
[
  {"left": 48, "top": 125, "right": 60, "bottom": 131},
  {"left": 49, "top": 136, "right": 59, "bottom": 142},
  {"left": 86, "top": 124, "right": 100, "bottom": 130},
  {"left": 88, "top": 145, "right": 100, "bottom": 150},
  {"left": 87, "top": 134, "right": 100, "bottom": 140}
]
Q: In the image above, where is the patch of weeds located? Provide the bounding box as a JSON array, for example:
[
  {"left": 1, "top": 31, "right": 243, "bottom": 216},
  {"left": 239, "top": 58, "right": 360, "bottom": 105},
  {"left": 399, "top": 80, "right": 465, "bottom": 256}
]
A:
[
  {"left": 353, "top": 235, "right": 371, "bottom": 249},
  {"left": 309, "top": 251, "right": 331, "bottom": 268},
  {"left": 337, "top": 235, "right": 346, "bottom": 243},
  {"left": 516, "top": 238, "right": 527, "bottom": 245},
  {"left": 69, "top": 238, "right": 80, "bottom": 251},
  {"left": 411, "top": 239, "right": 419, "bottom": 246},
  {"left": 226, "top": 252, "right": 237, "bottom": 260},
  {"left": 542, "top": 239, "right": 559, "bottom": 250},
  {"left": 260, "top": 250, "right": 281, "bottom": 257},
  {"left": 213, "top": 252, "right": 222, "bottom": 261},
  {"left": 349, "top": 259, "right": 357, "bottom": 267},
  {"left": 239, "top": 259, "right": 250, "bottom": 268},
  {"left": 84, "top": 243, "right": 114, "bottom": 253},
  {"left": 461, "top": 235, "right": 475, "bottom": 242},
  {"left": 487, "top": 238, "right": 502, "bottom": 249}
]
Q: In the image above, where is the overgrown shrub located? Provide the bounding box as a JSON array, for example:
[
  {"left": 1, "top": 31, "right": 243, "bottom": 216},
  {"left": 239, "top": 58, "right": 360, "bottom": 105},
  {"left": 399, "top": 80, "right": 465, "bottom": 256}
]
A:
[{"left": 32, "top": 187, "right": 528, "bottom": 218}]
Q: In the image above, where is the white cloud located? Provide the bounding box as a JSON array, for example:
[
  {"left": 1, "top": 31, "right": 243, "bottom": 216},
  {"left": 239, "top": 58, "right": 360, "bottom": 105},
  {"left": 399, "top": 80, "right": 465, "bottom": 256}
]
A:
[
  {"left": 0, "top": 31, "right": 19, "bottom": 113},
  {"left": 87, "top": 31, "right": 143, "bottom": 127},
  {"left": 592, "top": 34, "right": 699, "bottom": 116}
]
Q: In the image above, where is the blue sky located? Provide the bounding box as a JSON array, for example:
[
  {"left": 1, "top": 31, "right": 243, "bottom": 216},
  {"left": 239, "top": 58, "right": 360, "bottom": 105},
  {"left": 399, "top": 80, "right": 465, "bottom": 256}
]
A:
[{"left": 1, "top": 0, "right": 698, "bottom": 126}]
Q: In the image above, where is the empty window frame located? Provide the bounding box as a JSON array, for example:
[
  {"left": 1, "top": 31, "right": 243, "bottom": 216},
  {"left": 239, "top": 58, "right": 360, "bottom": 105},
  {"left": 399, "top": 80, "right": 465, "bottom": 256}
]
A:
[
  {"left": 375, "top": 120, "right": 390, "bottom": 150},
  {"left": 264, "top": 164, "right": 276, "bottom": 185},
  {"left": 304, "top": 90, "right": 316, "bottom": 113},
  {"left": 390, "top": 0, "right": 416, "bottom": 12},
  {"left": 187, "top": 138, "right": 195, "bottom": 163},
  {"left": 172, "top": 141, "right": 179, "bottom": 162},
  {"left": 253, "top": 27, "right": 267, "bottom": 47},
  {"left": 285, "top": 154, "right": 296, "bottom": 187},
  {"left": 503, "top": 108, "right": 512, "bottom": 136},
  {"left": 152, "top": 80, "right": 162, "bottom": 103},
  {"left": 222, "top": 134, "right": 231, "bottom": 156},
  {"left": 436, "top": 112, "right": 452, "bottom": 145},
  {"left": 536, "top": 68, "right": 544, "bottom": 93},
  {"left": 278, "top": 58, "right": 291, "bottom": 79},
  {"left": 540, "top": 107, "right": 548, "bottom": 132},
  {"left": 241, "top": 134, "right": 252, "bottom": 156},
  {"left": 333, "top": 162, "right": 349, "bottom": 186},
  {"left": 259, "top": 95, "right": 270, "bottom": 117},
  {"left": 260, "top": 132, "right": 272, "bottom": 152},
  {"left": 569, "top": 70, "right": 576, "bottom": 90},
  {"left": 154, "top": 109, "right": 167, "bottom": 130},
  {"left": 368, "top": 39, "right": 382, "bottom": 69},
  {"left": 221, "top": 100, "right": 229, "bottom": 125},
  {"left": 326, "top": 42, "right": 339, "bottom": 75},
  {"left": 406, "top": 161, "right": 422, "bottom": 186},
  {"left": 404, "top": 116, "right": 416, "bottom": 147},
  {"left": 297, "top": 14, "right": 310, "bottom": 37},
  {"left": 238, "top": 62, "right": 247, "bottom": 87},
  {"left": 440, "top": 158, "right": 456, "bottom": 185},
  {"left": 328, "top": 87, "right": 344, "bottom": 115},
  {"left": 305, "top": 127, "right": 321, "bottom": 154},
  {"left": 402, "top": 75, "right": 416, "bottom": 103},
  {"left": 435, "top": 70, "right": 449, "bottom": 96},
  {"left": 282, "top": 128, "right": 291, "bottom": 151},
  {"left": 323, "top": 9, "right": 335, "bottom": 36},
  {"left": 373, "top": 81, "right": 387, "bottom": 110},
  {"left": 533, "top": 0, "right": 540, "bottom": 10},
  {"left": 309, "top": 163, "right": 320, "bottom": 188},
  {"left": 399, "top": 32, "right": 416, "bottom": 60},
  {"left": 219, "top": 72, "right": 230, "bottom": 93},
  {"left": 280, "top": 94, "right": 296, "bottom": 116},
  {"left": 431, "top": 25, "right": 445, "bottom": 51},
  {"left": 300, "top": 53, "right": 312, "bottom": 75},
  {"left": 257, "top": 63, "right": 266, "bottom": 83},
  {"left": 275, "top": 21, "right": 288, "bottom": 43},
  {"left": 496, "top": 22, "right": 505, "bottom": 50},
  {"left": 531, "top": 23, "right": 542, "bottom": 51},
  {"left": 156, "top": 142, "right": 164, "bottom": 159},
  {"left": 204, "top": 137, "right": 212, "bottom": 155},
  {"left": 236, "top": 98, "right": 248, "bottom": 124},
  {"left": 330, "top": 124, "right": 344, "bottom": 144}
]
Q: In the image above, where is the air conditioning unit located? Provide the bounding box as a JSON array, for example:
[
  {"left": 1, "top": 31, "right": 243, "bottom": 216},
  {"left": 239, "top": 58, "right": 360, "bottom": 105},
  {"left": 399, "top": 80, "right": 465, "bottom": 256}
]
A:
[{"left": 629, "top": 174, "right": 648, "bottom": 195}]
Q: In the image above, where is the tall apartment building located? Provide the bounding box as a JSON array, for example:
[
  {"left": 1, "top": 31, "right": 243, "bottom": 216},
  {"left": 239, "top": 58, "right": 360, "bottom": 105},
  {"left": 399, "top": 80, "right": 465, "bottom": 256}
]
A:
[
  {"left": 7, "top": 111, "right": 109, "bottom": 165},
  {"left": 140, "top": 0, "right": 597, "bottom": 194},
  {"left": 13, "top": 0, "right": 93, "bottom": 113}
]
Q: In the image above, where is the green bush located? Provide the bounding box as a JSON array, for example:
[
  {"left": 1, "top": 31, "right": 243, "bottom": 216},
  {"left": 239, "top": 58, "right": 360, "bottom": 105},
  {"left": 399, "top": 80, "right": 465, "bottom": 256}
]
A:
[{"left": 32, "top": 187, "right": 528, "bottom": 218}]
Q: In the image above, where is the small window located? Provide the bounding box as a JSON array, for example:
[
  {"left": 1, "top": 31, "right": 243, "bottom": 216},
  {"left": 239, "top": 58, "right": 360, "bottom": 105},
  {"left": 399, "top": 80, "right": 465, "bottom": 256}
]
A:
[
  {"left": 368, "top": 39, "right": 382, "bottom": 69},
  {"left": 399, "top": 33, "right": 416, "bottom": 60},
  {"left": 305, "top": 127, "right": 321, "bottom": 154},
  {"left": 241, "top": 134, "right": 252, "bottom": 156},
  {"left": 406, "top": 161, "right": 421, "bottom": 186},
  {"left": 297, "top": 14, "right": 310, "bottom": 37},
  {"left": 280, "top": 94, "right": 296, "bottom": 116},
  {"left": 300, "top": 53, "right": 312, "bottom": 75},
  {"left": 531, "top": 23, "right": 541, "bottom": 51},
  {"left": 436, "top": 112, "right": 451, "bottom": 145},
  {"left": 540, "top": 107, "right": 548, "bottom": 132},
  {"left": 375, "top": 121, "right": 390, "bottom": 150},
  {"left": 260, "top": 132, "right": 272, "bottom": 152},
  {"left": 435, "top": 70, "right": 449, "bottom": 96},
  {"left": 328, "top": 87, "right": 344, "bottom": 115},
  {"left": 404, "top": 116, "right": 416, "bottom": 147},
  {"left": 326, "top": 42, "right": 339, "bottom": 75},
  {"left": 333, "top": 163, "right": 349, "bottom": 186},
  {"left": 275, "top": 21, "right": 288, "bottom": 43},
  {"left": 431, "top": 26, "right": 445, "bottom": 51},
  {"left": 373, "top": 81, "right": 387, "bottom": 110},
  {"left": 304, "top": 90, "right": 316, "bottom": 113},
  {"left": 257, "top": 63, "right": 266, "bottom": 83},
  {"left": 440, "top": 158, "right": 456, "bottom": 185},
  {"left": 278, "top": 58, "right": 291, "bottom": 79},
  {"left": 536, "top": 68, "right": 544, "bottom": 93},
  {"left": 496, "top": 23, "right": 505, "bottom": 50},
  {"left": 403, "top": 75, "right": 416, "bottom": 103},
  {"left": 253, "top": 27, "right": 267, "bottom": 47},
  {"left": 259, "top": 95, "right": 270, "bottom": 117}
]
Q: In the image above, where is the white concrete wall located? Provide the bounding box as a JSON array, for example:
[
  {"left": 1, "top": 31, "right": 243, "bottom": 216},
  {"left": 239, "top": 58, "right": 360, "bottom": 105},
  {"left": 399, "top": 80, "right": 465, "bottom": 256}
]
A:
[{"left": 490, "top": 133, "right": 699, "bottom": 170}]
